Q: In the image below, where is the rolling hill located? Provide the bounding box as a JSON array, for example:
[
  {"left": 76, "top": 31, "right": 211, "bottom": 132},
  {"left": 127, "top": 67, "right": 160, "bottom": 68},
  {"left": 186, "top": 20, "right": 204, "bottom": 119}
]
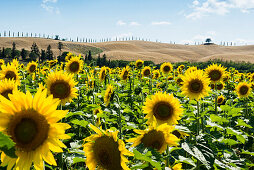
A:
[{"left": 0, "top": 37, "right": 254, "bottom": 64}]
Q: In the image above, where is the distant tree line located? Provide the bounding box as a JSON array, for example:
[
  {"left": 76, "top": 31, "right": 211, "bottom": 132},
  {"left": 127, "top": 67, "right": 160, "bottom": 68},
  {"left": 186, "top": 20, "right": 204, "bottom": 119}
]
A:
[
  {"left": 174, "top": 59, "right": 254, "bottom": 73},
  {"left": 0, "top": 42, "right": 65, "bottom": 62},
  {"left": 0, "top": 31, "right": 161, "bottom": 43}
]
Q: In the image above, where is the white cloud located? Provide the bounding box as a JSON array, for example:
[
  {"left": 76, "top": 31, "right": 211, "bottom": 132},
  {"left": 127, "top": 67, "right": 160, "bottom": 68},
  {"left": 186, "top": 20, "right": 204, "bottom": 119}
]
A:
[
  {"left": 130, "top": 22, "right": 140, "bottom": 26},
  {"left": 43, "top": 0, "right": 57, "bottom": 3},
  {"left": 151, "top": 21, "right": 171, "bottom": 25},
  {"left": 193, "top": 0, "right": 199, "bottom": 6},
  {"left": 186, "top": 0, "right": 230, "bottom": 19},
  {"left": 41, "top": 0, "right": 60, "bottom": 14},
  {"left": 116, "top": 20, "right": 127, "bottom": 26},
  {"left": 187, "top": 0, "right": 254, "bottom": 19}
]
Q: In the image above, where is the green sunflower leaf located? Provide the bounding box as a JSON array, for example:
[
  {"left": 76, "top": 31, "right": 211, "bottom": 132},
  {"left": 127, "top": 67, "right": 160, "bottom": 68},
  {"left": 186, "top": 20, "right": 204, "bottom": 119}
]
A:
[{"left": 0, "top": 132, "right": 17, "bottom": 158}]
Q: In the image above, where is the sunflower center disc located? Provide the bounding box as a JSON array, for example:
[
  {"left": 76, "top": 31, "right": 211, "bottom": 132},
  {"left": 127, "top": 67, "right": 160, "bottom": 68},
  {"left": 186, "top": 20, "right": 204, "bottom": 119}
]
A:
[
  {"left": 141, "top": 130, "right": 164, "bottom": 151},
  {"left": 9, "top": 110, "right": 49, "bottom": 151},
  {"left": 189, "top": 79, "right": 203, "bottom": 93},
  {"left": 217, "top": 97, "right": 223, "bottom": 104},
  {"left": 50, "top": 80, "right": 71, "bottom": 99},
  {"left": 1, "top": 89, "right": 13, "bottom": 99},
  {"left": 137, "top": 62, "right": 142, "bottom": 68},
  {"left": 15, "top": 118, "right": 37, "bottom": 144},
  {"left": 69, "top": 62, "right": 80, "bottom": 73},
  {"left": 93, "top": 136, "right": 121, "bottom": 170},
  {"left": 153, "top": 102, "right": 173, "bottom": 120},
  {"left": 123, "top": 71, "right": 129, "bottom": 80},
  {"left": 29, "top": 65, "right": 36, "bottom": 73},
  {"left": 101, "top": 70, "right": 106, "bottom": 80},
  {"left": 209, "top": 70, "right": 222, "bottom": 81},
  {"left": 144, "top": 69, "right": 151, "bottom": 76},
  {"left": 5, "top": 71, "right": 16, "bottom": 80},
  {"left": 163, "top": 66, "right": 170, "bottom": 72},
  {"left": 177, "top": 78, "right": 183, "bottom": 85},
  {"left": 240, "top": 85, "right": 248, "bottom": 95},
  {"left": 217, "top": 83, "right": 223, "bottom": 90}
]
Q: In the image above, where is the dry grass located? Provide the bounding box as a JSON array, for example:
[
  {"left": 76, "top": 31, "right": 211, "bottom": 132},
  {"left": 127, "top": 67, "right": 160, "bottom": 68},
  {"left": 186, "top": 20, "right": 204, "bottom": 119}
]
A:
[{"left": 1, "top": 37, "right": 254, "bottom": 63}]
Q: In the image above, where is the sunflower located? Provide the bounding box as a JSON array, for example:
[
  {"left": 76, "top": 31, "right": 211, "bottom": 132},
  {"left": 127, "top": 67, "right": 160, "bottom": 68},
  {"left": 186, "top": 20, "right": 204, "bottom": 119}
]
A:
[
  {"left": 0, "top": 63, "right": 20, "bottom": 84},
  {"left": 185, "top": 66, "right": 197, "bottom": 73},
  {"left": 0, "top": 79, "right": 18, "bottom": 99},
  {"left": 99, "top": 66, "right": 107, "bottom": 82},
  {"left": 205, "top": 64, "right": 226, "bottom": 83},
  {"left": 160, "top": 62, "right": 173, "bottom": 75},
  {"left": 171, "top": 163, "right": 183, "bottom": 170},
  {"left": 177, "top": 65, "right": 185, "bottom": 73},
  {"left": 93, "top": 108, "right": 103, "bottom": 127},
  {"left": 0, "top": 86, "right": 70, "bottom": 170},
  {"left": 26, "top": 61, "right": 37, "bottom": 74},
  {"left": 104, "top": 84, "right": 114, "bottom": 106},
  {"left": 127, "top": 122, "right": 179, "bottom": 153},
  {"left": 65, "top": 52, "right": 74, "bottom": 61},
  {"left": 168, "top": 75, "right": 174, "bottom": 80},
  {"left": 235, "top": 82, "right": 252, "bottom": 98},
  {"left": 41, "top": 66, "right": 50, "bottom": 75},
  {"left": 181, "top": 70, "right": 210, "bottom": 100},
  {"left": 47, "top": 60, "right": 57, "bottom": 68},
  {"left": 120, "top": 66, "right": 130, "bottom": 81},
  {"left": 176, "top": 77, "right": 184, "bottom": 86},
  {"left": 11, "top": 58, "right": 19, "bottom": 68},
  {"left": 20, "top": 64, "right": 24, "bottom": 69},
  {"left": 172, "top": 126, "right": 190, "bottom": 139},
  {"left": 83, "top": 124, "right": 133, "bottom": 170},
  {"left": 152, "top": 70, "right": 160, "bottom": 79},
  {"left": 142, "top": 66, "right": 151, "bottom": 77},
  {"left": 223, "top": 73, "right": 230, "bottom": 82},
  {"left": 65, "top": 56, "right": 84, "bottom": 74},
  {"left": 87, "top": 75, "right": 95, "bottom": 89},
  {"left": 143, "top": 91, "right": 183, "bottom": 125},
  {"left": 0, "top": 59, "right": 5, "bottom": 68},
  {"left": 211, "top": 82, "right": 224, "bottom": 90},
  {"left": 217, "top": 95, "right": 225, "bottom": 105},
  {"left": 135, "top": 59, "right": 144, "bottom": 68},
  {"left": 46, "top": 70, "right": 78, "bottom": 105}
]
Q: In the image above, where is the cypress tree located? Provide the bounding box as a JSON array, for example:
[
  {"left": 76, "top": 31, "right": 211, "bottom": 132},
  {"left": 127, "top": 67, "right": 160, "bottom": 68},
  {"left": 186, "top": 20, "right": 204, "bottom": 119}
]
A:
[
  {"left": 46, "top": 45, "right": 53, "bottom": 60},
  {"left": 97, "top": 54, "right": 101, "bottom": 67},
  {"left": 1, "top": 48, "right": 5, "bottom": 58},
  {"left": 102, "top": 54, "right": 107, "bottom": 66},
  {"left": 21, "top": 48, "right": 28, "bottom": 61},
  {"left": 58, "top": 42, "right": 63, "bottom": 56},
  {"left": 85, "top": 54, "right": 88, "bottom": 62},
  {"left": 11, "top": 42, "right": 16, "bottom": 59},
  {"left": 88, "top": 50, "right": 92, "bottom": 61},
  {"left": 41, "top": 49, "right": 46, "bottom": 62},
  {"left": 30, "top": 43, "right": 40, "bottom": 61}
]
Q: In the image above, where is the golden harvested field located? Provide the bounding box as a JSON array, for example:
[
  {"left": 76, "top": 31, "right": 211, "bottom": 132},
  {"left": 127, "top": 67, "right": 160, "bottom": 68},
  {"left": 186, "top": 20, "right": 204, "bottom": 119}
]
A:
[{"left": 1, "top": 37, "right": 254, "bottom": 63}]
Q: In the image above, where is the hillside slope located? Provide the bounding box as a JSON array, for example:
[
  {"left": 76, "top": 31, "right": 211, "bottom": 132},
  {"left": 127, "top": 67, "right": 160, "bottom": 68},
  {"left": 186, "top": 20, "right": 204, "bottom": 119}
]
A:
[{"left": 0, "top": 37, "right": 254, "bottom": 64}]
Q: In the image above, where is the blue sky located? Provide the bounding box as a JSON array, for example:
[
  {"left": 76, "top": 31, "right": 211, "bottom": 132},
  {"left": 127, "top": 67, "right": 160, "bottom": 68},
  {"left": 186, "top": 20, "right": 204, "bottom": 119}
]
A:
[{"left": 1, "top": 0, "right": 254, "bottom": 45}]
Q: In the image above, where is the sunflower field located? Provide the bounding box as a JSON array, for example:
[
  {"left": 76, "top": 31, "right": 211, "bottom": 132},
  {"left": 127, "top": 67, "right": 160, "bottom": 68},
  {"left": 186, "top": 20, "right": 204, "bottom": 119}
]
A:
[{"left": 0, "top": 53, "right": 254, "bottom": 170}]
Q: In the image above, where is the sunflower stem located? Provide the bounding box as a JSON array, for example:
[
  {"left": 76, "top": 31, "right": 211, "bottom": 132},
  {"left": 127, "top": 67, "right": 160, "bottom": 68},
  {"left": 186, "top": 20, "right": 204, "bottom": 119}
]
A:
[
  {"left": 92, "top": 91, "right": 95, "bottom": 125},
  {"left": 196, "top": 100, "right": 201, "bottom": 169},
  {"left": 245, "top": 98, "right": 248, "bottom": 118},
  {"left": 76, "top": 74, "right": 80, "bottom": 111},
  {"left": 116, "top": 94, "right": 122, "bottom": 139},
  {"left": 165, "top": 75, "right": 168, "bottom": 92},
  {"left": 129, "top": 76, "right": 133, "bottom": 110},
  {"left": 196, "top": 100, "right": 200, "bottom": 136},
  {"left": 166, "top": 145, "right": 170, "bottom": 167},
  {"left": 214, "top": 83, "right": 218, "bottom": 115}
]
